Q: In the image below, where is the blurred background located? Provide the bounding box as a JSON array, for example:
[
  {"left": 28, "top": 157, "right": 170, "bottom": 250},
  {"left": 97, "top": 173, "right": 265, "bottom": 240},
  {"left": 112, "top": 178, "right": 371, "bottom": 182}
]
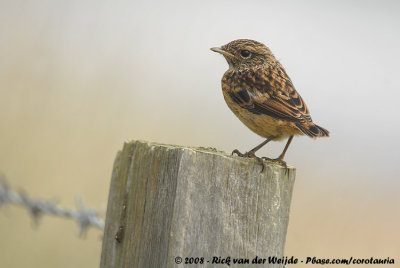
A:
[{"left": 0, "top": 0, "right": 399, "bottom": 267}]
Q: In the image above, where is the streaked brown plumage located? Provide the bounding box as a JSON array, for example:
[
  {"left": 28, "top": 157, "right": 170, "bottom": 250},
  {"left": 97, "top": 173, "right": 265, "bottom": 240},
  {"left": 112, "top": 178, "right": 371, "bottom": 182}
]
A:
[{"left": 211, "top": 39, "right": 329, "bottom": 168}]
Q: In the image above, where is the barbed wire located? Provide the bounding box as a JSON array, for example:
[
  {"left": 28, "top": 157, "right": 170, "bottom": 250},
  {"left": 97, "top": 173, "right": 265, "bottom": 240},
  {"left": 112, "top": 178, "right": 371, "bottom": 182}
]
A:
[{"left": 0, "top": 176, "right": 104, "bottom": 236}]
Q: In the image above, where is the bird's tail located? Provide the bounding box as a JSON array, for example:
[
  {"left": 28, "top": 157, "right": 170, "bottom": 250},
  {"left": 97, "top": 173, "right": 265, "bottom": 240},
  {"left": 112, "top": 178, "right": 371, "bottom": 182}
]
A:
[{"left": 296, "top": 122, "right": 330, "bottom": 138}]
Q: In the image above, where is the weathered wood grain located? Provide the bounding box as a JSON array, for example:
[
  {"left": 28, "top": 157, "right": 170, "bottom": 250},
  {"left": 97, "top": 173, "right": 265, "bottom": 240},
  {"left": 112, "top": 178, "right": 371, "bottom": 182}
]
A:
[{"left": 100, "top": 140, "right": 296, "bottom": 268}]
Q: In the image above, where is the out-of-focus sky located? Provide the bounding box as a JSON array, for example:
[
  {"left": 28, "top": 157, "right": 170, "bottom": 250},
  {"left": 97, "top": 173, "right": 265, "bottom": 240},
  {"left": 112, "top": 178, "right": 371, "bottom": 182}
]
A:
[{"left": 0, "top": 0, "right": 399, "bottom": 267}]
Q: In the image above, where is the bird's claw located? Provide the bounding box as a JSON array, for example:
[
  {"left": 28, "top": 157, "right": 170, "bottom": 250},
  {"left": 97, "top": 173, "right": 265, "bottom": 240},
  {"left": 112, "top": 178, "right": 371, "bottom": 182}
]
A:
[
  {"left": 232, "top": 149, "right": 265, "bottom": 172},
  {"left": 231, "top": 149, "right": 247, "bottom": 157}
]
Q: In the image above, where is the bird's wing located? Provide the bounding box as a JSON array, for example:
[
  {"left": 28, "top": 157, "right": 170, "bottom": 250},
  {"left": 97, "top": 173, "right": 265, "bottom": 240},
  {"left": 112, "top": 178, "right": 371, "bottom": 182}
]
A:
[{"left": 228, "top": 68, "right": 312, "bottom": 124}]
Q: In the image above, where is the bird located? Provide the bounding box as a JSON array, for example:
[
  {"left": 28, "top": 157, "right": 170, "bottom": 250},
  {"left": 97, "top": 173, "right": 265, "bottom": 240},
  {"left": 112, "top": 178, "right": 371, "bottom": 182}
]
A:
[{"left": 211, "top": 39, "right": 329, "bottom": 169}]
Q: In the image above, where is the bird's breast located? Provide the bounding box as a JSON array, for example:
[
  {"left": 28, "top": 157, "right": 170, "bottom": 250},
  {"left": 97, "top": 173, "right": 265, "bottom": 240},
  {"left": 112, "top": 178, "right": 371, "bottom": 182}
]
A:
[{"left": 221, "top": 71, "right": 302, "bottom": 140}]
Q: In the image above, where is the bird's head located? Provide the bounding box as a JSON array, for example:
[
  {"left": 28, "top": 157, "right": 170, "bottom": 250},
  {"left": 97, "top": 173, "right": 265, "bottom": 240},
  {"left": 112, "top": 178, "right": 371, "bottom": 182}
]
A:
[{"left": 211, "top": 39, "right": 275, "bottom": 71}]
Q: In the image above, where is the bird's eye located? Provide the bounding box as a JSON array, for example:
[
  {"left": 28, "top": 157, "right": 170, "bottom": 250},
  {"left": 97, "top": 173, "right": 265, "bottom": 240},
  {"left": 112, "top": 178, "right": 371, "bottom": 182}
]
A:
[{"left": 240, "top": 50, "right": 251, "bottom": 58}]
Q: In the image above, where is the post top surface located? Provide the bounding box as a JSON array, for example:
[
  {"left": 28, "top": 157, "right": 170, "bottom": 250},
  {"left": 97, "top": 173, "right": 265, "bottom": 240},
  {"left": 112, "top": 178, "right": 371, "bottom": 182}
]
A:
[{"left": 124, "top": 139, "right": 295, "bottom": 170}]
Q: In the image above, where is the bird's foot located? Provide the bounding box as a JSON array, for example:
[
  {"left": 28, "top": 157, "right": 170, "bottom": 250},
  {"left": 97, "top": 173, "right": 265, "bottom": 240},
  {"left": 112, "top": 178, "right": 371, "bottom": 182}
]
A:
[
  {"left": 231, "top": 149, "right": 250, "bottom": 157},
  {"left": 232, "top": 149, "right": 265, "bottom": 172},
  {"left": 262, "top": 157, "right": 287, "bottom": 168}
]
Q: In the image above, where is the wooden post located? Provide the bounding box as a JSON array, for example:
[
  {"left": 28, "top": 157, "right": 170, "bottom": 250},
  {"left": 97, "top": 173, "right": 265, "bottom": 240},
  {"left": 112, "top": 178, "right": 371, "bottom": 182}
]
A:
[{"left": 100, "top": 140, "right": 295, "bottom": 268}]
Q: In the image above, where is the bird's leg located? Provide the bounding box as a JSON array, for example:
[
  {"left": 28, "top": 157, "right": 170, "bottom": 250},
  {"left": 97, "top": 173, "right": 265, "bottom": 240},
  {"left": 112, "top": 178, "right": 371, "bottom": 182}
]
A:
[
  {"left": 232, "top": 136, "right": 275, "bottom": 171},
  {"left": 232, "top": 136, "right": 275, "bottom": 157},
  {"left": 277, "top": 135, "right": 294, "bottom": 161},
  {"left": 262, "top": 135, "right": 294, "bottom": 168}
]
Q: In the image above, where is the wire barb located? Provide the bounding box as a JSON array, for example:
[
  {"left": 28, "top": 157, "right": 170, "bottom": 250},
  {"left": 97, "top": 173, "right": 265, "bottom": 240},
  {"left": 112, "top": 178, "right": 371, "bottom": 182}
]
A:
[{"left": 0, "top": 177, "right": 104, "bottom": 236}]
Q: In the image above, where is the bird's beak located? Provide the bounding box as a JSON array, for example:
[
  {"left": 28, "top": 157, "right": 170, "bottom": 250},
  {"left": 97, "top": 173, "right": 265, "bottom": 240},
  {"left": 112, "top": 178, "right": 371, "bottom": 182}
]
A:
[{"left": 210, "top": 47, "right": 237, "bottom": 59}]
